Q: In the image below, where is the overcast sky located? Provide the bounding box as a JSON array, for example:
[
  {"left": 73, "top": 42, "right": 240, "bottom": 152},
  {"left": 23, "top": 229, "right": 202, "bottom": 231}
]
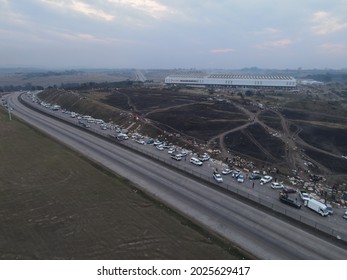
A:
[{"left": 1, "top": 0, "right": 347, "bottom": 69}]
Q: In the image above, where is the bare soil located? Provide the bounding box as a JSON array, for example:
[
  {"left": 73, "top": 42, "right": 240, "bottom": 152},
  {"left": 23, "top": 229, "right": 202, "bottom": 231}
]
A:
[{"left": 38, "top": 83, "right": 347, "bottom": 185}]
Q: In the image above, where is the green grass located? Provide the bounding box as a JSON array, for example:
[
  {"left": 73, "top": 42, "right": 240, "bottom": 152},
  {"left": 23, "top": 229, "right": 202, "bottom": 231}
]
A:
[{"left": 0, "top": 108, "right": 250, "bottom": 259}]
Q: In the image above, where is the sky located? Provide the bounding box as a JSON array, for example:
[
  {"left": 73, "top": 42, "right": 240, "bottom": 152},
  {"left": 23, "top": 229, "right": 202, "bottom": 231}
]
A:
[{"left": 1, "top": 0, "right": 347, "bottom": 69}]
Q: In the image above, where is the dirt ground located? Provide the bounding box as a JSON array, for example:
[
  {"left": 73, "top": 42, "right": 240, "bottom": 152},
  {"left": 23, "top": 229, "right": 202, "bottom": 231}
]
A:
[
  {"left": 0, "top": 109, "right": 249, "bottom": 260},
  {"left": 38, "top": 85, "right": 347, "bottom": 187}
]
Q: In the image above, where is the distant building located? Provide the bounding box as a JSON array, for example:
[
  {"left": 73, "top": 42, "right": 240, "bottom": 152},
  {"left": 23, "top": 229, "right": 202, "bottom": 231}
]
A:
[
  {"left": 300, "top": 79, "right": 324, "bottom": 85},
  {"left": 165, "top": 72, "right": 296, "bottom": 89}
]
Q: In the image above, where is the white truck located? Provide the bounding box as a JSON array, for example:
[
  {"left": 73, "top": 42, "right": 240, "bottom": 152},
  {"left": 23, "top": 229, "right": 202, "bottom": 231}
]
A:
[{"left": 306, "top": 199, "right": 329, "bottom": 216}]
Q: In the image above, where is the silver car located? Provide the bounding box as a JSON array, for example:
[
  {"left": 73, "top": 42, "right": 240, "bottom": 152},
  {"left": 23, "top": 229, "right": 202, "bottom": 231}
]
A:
[{"left": 213, "top": 173, "right": 223, "bottom": 183}]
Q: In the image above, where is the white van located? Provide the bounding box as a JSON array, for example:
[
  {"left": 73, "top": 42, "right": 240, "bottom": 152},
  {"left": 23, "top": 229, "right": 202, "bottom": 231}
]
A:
[{"left": 306, "top": 199, "right": 329, "bottom": 216}]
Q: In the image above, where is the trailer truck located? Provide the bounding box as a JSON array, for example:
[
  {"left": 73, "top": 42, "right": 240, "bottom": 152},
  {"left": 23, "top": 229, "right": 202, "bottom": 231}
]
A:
[{"left": 306, "top": 199, "right": 329, "bottom": 216}]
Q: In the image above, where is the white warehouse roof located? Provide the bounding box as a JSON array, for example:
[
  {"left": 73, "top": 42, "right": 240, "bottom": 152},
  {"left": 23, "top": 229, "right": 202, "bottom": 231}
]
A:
[{"left": 165, "top": 73, "right": 296, "bottom": 88}]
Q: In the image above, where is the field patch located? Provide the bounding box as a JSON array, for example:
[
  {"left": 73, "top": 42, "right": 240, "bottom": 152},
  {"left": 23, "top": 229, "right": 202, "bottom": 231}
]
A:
[{"left": 0, "top": 109, "right": 246, "bottom": 260}]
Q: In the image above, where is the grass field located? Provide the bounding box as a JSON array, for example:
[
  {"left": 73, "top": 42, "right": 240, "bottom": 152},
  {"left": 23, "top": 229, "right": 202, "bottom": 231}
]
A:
[{"left": 0, "top": 108, "right": 249, "bottom": 260}]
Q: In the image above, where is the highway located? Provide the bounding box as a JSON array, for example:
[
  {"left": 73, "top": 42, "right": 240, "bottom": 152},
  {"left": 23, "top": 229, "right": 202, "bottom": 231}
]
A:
[{"left": 7, "top": 92, "right": 347, "bottom": 259}]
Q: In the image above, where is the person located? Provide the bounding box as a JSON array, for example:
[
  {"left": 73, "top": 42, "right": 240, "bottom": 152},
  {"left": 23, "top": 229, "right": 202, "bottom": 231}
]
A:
[{"left": 252, "top": 181, "right": 255, "bottom": 188}]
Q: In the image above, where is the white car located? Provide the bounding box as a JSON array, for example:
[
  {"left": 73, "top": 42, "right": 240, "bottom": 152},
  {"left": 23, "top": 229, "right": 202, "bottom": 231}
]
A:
[
  {"left": 117, "top": 133, "right": 128, "bottom": 140},
  {"left": 178, "top": 150, "right": 188, "bottom": 157},
  {"left": 153, "top": 140, "right": 162, "bottom": 146},
  {"left": 232, "top": 170, "right": 241, "bottom": 178},
  {"left": 271, "top": 182, "right": 283, "bottom": 189},
  {"left": 171, "top": 154, "right": 182, "bottom": 161},
  {"left": 156, "top": 144, "right": 164, "bottom": 151},
  {"left": 198, "top": 153, "right": 210, "bottom": 161},
  {"left": 299, "top": 190, "right": 310, "bottom": 202},
  {"left": 222, "top": 168, "right": 232, "bottom": 175},
  {"left": 260, "top": 175, "right": 273, "bottom": 185},
  {"left": 190, "top": 157, "right": 203, "bottom": 166},
  {"left": 213, "top": 173, "right": 223, "bottom": 183}
]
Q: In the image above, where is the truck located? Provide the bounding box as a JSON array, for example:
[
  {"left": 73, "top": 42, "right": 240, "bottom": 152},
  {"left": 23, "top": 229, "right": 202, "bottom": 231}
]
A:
[
  {"left": 306, "top": 199, "right": 329, "bottom": 216},
  {"left": 279, "top": 191, "right": 301, "bottom": 209}
]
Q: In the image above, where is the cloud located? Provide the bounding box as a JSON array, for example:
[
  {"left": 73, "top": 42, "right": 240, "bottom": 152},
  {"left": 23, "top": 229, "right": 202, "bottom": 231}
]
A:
[
  {"left": 56, "top": 30, "right": 143, "bottom": 46},
  {"left": 317, "top": 43, "right": 347, "bottom": 56},
  {"left": 58, "top": 32, "right": 107, "bottom": 43},
  {"left": 71, "top": 1, "right": 114, "bottom": 21},
  {"left": 255, "top": 27, "right": 281, "bottom": 35},
  {"left": 256, "top": 38, "right": 294, "bottom": 49},
  {"left": 111, "top": 0, "right": 170, "bottom": 19},
  {"left": 209, "top": 48, "right": 235, "bottom": 54},
  {"left": 40, "top": 0, "right": 114, "bottom": 21},
  {"left": 311, "top": 11, "right": 347, "bottom": 35}
]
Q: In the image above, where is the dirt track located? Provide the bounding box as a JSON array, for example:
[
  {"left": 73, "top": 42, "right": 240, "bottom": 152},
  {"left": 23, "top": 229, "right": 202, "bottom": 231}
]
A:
[{"left": 38, "top": 87, "right": 347, "bottom": 185}]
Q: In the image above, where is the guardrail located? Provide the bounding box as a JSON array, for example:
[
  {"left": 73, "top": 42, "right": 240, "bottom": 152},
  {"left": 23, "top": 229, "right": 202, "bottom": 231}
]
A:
[{"left": 18, "top": 93, "right": 347, "bottom": 243}]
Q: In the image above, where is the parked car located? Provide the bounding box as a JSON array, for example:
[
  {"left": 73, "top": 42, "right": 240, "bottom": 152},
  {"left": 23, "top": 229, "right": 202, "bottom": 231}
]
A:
[
  {"left": 136, "top": 139, "right": 145, "bottom": 145},
  {"left": 162, "top": 143, "right": 171, "bottom": 149},
  {"left": 177, "top": 150, "right": 188, "bottom": 157},
  {"left": 271, "top": 182, "right": 284, "bottom": 189},
  {"left": 190, "top": 157, "right": 203, "bottom": 166},
  {"left": 198, "top": 153, "right": 210, "bottom": 161},
  {"left": 343, "top": 211, "right": 347, "bottom": 220},
  {"left": 260, "top": 175, "right": 272, "bottom": 185},
  {"left": 213, "top": 172, "right": 223, "bottom": 183},
  {"left": 325, "top": 203, "right": 334, "bottom": 215},
  {"left": 117, "top": 133, "right": 128, "bottom": 140},
  {"left": 237, "top": 174, "right": 245, "bottom": 183},
  {"left": 171, "top": 154, "right": 182, "bottom": 161},
  {"left": 299, "top": 190, "right": 310, "bottom": 203},
  {"left": 249, "top": 173, "right": 262, "bottom": 180},
  {"left": 153, "top": 140, "right": 162, "bottom": 146},
  {"left": 222, "top": 168, "right": 232, "bottom": 175},
  {"left": 156, "top": 145, "right": 164, "bottom": 151},
  {"left": 232, "top": 170, "right": 241, "bottom": 178},
  {"left": 279, "top": 192, "right": 301, "bottom": 209}
]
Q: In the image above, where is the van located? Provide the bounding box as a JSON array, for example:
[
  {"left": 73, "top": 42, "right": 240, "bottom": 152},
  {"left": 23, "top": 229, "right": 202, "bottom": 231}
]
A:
[{"left": 306, "top": 199, "right": 329, "bottom": 216}]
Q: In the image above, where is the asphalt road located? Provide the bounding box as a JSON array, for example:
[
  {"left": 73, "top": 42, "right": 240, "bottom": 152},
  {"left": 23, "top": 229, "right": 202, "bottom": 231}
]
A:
[{"left": 6, "top": 92, "right": 347, "bottom": 259}]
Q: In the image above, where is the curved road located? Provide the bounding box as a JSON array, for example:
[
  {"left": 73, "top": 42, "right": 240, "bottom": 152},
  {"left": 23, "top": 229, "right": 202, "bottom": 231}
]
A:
[{"left": 7, "top": 92, "right": 347, "bottom": 259}]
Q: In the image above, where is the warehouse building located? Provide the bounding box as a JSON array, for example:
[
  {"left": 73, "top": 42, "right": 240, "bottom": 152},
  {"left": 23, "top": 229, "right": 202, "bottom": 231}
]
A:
[{"left": 165, "top": 73, "right": 296, "bottom": 89}]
